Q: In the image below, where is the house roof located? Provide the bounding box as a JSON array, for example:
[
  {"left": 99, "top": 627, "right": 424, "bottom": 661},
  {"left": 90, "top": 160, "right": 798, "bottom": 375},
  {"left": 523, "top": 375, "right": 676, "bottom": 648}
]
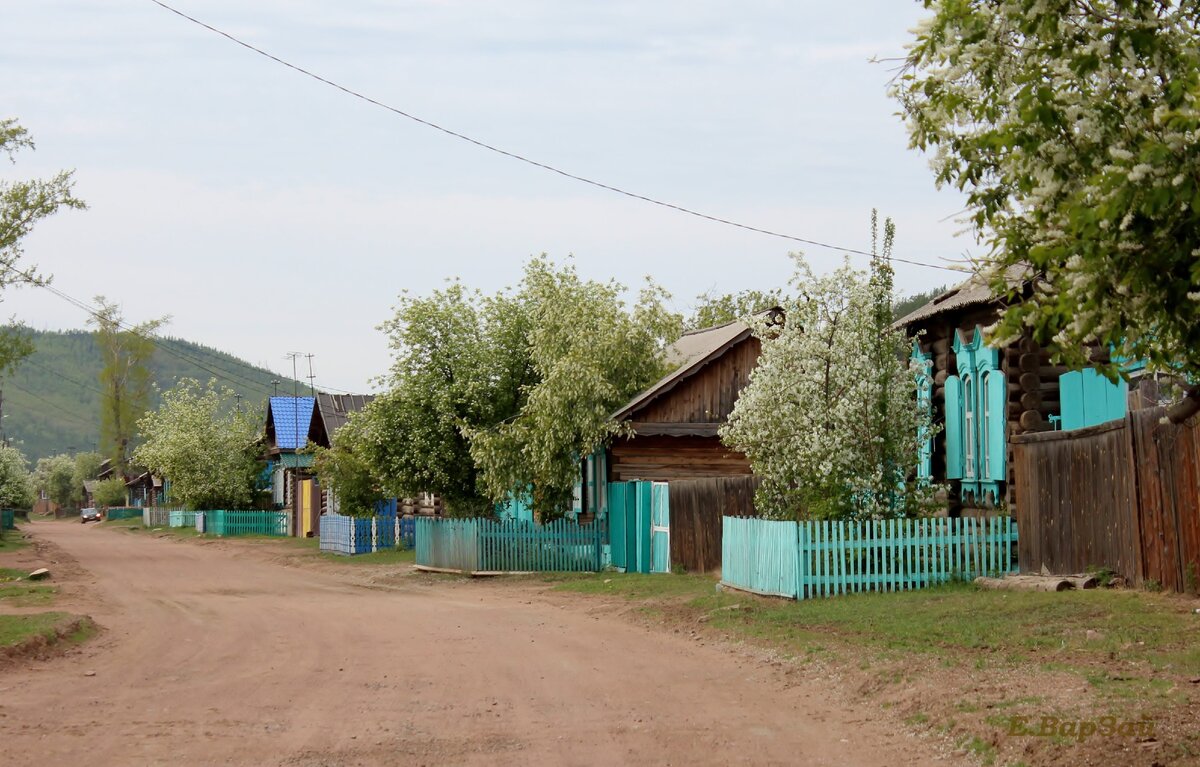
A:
[
  {"left": 612, "top": 319, "right": 756, "bottom": 422},
  {"left": 268, "top": 396, "right": 317, "bottom": 450},
  {"left": 894, "top": 264, "right": 1030, "bottom": 328},
  {"left": 315, "top": 393, "right": 374, "bottom": 436}
]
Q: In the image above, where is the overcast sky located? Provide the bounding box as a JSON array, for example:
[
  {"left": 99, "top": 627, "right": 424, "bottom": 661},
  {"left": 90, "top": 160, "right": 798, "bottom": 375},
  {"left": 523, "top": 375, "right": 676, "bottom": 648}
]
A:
[{"left": 3, "top": 1, "right": 970, "bottom": 393}]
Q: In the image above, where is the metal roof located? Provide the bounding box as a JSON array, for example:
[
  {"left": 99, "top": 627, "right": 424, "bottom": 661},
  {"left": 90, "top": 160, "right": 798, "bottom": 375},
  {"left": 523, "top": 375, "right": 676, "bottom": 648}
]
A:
[
  {"left": 894, "top": 264, "right": 1030, "bottom": 328},
  {"left": 268, "top": 396, "right": 316, "bottom": 450},
  {"left": 612, "top": 319, "right": 755, "bottom": 422},
  {"left": 315, "top": 393, "right": 374, "bottom": 436}
]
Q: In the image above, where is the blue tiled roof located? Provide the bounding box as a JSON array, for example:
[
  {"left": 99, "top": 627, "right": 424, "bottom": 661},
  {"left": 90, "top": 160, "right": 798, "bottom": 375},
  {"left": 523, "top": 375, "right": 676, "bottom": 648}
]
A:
[{"left": 269, "top": 396, "right": 316, "bottom": 450}]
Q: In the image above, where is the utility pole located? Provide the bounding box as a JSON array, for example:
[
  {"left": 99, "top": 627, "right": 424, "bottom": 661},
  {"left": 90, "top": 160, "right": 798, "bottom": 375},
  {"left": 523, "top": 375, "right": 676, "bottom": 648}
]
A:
[
  {"left": 272, "top": 380, "right": 280, "bottom": 398},
  {"left": 305, "top": 354, "right": 316, "bottom": 398},
  {"left": 234, "top": 393, "right": 243, "bottom": 414}
]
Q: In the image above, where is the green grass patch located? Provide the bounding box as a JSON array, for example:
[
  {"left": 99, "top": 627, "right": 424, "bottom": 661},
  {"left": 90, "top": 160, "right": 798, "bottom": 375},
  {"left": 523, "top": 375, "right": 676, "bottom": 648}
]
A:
[
  {"left": 0, "top": 582, "right": 56, "bottom": 606},
  {"left": 545, "top": 572, "right": 1200, "bottom": 683},
  {"left": 322, "top": 547, "right": 416, "bottom": 565},
  {"left": 0, "top": 612, "right": 90, "bottom": 648},
  {"left": 0, "top": 530, "right": 29, "bottom": 552}
]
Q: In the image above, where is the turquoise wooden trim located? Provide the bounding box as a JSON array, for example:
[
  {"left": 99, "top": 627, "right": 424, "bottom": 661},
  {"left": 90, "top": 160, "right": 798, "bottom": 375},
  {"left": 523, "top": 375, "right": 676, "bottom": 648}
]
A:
[
  {"left": 984, "top": 371, "right": 1007, "bottom": 482},
  {"left": 608, "top": 482, "right": 628, "bottom": 570},
  {"left": 1059, "top": 368, "right": 1127, "bottom": 431},
  {"left": 944, "top": 376, "right": 964, "bottom": 479},
  {"left": 912, "top": 342, "right": 934, "bottom": 481}
]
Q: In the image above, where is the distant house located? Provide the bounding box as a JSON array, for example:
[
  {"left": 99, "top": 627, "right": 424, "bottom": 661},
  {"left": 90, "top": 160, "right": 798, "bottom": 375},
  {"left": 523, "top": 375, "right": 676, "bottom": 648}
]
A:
[
  {"left": 125, "top": 471, "right": 165, "bottom": 508},
  {"left": 895, "top": 266, "right": 1146, "bottom": 516},
  {"left": 263, "top": 393, "right": 378, "bottom": 535}
]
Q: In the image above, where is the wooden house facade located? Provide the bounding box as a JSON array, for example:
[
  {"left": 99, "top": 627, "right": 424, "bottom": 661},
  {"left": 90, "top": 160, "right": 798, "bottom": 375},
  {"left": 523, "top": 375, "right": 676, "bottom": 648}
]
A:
[
  {"left": 898, "top": 267, "right": 1137, "bottom": 516},
  {"left": 607, "top": 317, "right": 769, "bottom": 483}
]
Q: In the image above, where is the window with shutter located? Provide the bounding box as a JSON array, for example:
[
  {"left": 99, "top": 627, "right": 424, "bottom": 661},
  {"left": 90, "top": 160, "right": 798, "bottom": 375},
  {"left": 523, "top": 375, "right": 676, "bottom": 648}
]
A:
[
  {"left": 985, "top": 370, "right": 1007, "bottom": 482},
  {"left": 944, "top": 375, "right": 964, "bottom": 479},
  {"left": 912, "top": 343, "right": 933, "bottom": 481}
]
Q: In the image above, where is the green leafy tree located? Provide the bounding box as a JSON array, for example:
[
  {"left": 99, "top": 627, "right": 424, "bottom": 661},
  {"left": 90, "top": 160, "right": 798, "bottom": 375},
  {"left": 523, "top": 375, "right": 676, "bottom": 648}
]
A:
[
  {"left": 91, "top": 476, "right": 127, "bottom": 509},
  {"left": 688, "top": 288, "right": 786, "bottom": 330},
  {"left": 89, "top": 297, "right": 168, "bottom": 473},
  {"left": 33, "top": 453, "right": 76, "bottom": 509},
  {"left": 311, "top": 416, "right": 381, "bottom": 517},
  {"left": 132, "top": 378, "right": 261, "bottom": 510},
  {"left": 894, "top": 2, "right": 1200, "bottom": 417},
  {"left": 721, "top": 216, "right": 936, "bottom": 520},
  {"left": 0, "top": 444, "right": 35, "bottom": 509},
  {"left": 70, "top": 450, "right": 105, "bottom": 495},
  {"left": 468, "top": 258, "right": 681, "bottom": 519},
  {"left": 352, "top": 280, "right": 535, "bottom": 515},
  {"left": 0, "top": 118, "right": 83, "bottom": 377}
]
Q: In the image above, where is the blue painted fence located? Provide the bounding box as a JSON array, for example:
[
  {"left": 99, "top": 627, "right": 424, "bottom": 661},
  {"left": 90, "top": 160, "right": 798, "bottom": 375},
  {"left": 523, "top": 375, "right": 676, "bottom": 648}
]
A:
[
  {"left": 320, "top": 513, "right": 416, "bottom": 555},
  {"left": 722, "top": 515, "right": 1018, "bottom": 600},
  {"left": 416, "top": 517, "right": 604, "bottom": 573}
]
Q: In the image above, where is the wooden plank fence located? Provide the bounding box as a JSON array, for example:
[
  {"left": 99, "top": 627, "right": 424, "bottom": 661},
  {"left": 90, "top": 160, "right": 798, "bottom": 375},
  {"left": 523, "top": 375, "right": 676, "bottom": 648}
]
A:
[
  {"left": 416, "top": 518, "right": 604, "bottom": 574},
  {"left": 669, "top": 476, "right": 760, "bottom": 573},
  {"left": 1012, "top": 404, "right": 1200, "bottom": 592},
  {"left": 203, "top": 510, "right": 289, "bottom": 537},
  {"left": 722, "top": 516, "right": 1018, "bottom": 600},
  {"left": 142, "top": 507, "right": 179, "bottom": 527}
]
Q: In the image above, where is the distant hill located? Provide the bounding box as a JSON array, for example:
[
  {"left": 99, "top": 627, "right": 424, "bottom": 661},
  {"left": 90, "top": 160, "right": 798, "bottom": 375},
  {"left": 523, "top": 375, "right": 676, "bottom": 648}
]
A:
[{"left": 2, "top": 329, "right": 303, "bottom": 464}]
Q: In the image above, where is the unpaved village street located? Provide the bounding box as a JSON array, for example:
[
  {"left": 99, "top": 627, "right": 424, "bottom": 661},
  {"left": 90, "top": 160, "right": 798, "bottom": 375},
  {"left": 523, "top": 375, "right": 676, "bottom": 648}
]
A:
[{"left": 0, "top": 521, "right": 948, "bottom": 766}]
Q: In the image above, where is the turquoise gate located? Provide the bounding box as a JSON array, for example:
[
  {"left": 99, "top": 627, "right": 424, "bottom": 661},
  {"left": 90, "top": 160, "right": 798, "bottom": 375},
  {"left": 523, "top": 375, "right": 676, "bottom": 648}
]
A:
[{"left": 607, "top": 480, "right": 669, "bottom": 574}]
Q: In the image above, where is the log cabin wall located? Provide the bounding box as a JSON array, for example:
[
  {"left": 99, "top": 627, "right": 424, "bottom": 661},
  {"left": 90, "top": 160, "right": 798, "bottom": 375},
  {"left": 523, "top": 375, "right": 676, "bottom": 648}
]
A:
[{"left": 609, "top": 435, "right": 752, "bottom": 482}]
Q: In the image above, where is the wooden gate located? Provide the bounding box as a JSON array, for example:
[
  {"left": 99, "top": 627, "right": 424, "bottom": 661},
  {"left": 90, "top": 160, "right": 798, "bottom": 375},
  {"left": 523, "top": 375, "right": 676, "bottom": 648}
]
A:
[
  {"left": 650, "top": 482, "right": 670, "bottom": 574},
  {"left": 607, "top": 481, "right": 656, "bottom": 573}
]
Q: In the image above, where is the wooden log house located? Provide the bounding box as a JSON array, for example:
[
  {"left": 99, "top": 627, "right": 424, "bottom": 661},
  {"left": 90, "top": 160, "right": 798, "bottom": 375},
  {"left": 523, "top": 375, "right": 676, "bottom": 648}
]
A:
[{"left": 897, "top": 266, "right": 1136, "bottom": 515}]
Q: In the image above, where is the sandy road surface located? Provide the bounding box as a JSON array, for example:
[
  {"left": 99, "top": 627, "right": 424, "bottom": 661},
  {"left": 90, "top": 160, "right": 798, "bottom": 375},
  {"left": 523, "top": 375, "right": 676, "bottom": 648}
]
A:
[{"left": 0, "top": 520, "right": 948, "bottom": 766}]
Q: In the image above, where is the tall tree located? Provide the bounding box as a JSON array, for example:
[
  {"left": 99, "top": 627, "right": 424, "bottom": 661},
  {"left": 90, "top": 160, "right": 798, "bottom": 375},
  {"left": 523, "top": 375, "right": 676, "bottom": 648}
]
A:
[
  {"left": 721, "top": 217, "right": 935, "bottom": 520},
  {"left": 0, "top": 118, "right": 85, "bottom": 376},
  {"left": 33, "top": 453, "right": 77, "bottom": 510},
  {"left": 133, "top": 378, "right": 261, "bottom": 510},
  {"left": 468, "top": 257, "right": 681, "bottom": 519},
  {"left": 894, "top": 2, "right": 1200, "bottom": 416},
  {"left": 89, "top": 297, "right": 168, "bottom": 473}
]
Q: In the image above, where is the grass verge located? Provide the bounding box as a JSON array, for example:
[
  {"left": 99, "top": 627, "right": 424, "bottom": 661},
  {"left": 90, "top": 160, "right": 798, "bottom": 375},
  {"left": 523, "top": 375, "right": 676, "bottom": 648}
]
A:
[
  {"left": 542, "top": 571, "right": 1200, "bottom": 766},
  {"left": 0, "top": 612, "right": 94, "bottom": 649}
]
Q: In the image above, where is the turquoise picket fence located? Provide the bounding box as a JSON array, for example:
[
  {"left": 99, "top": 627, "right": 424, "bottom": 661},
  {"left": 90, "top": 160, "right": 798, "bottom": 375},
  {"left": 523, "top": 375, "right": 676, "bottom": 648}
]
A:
[
  {"left": 1, "top": 508, "right": 16, "bottom": 530},
  {"left": 203, "top": 510, "right": 289, "bottom": 537},
  {"left": 416, "top": 517, "right": 604, "bottom": 573},
  {"left": 104, "top": 507, "right": 143, "bottom": 521},
  {"left": 722, "top": 516, "right": 1018, "bottom": 600}
]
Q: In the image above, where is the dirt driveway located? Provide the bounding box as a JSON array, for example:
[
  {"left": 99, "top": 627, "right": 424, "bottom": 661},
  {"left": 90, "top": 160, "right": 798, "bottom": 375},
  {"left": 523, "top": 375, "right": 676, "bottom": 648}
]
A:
[{"left": 0, "top": 520, "right": 950, "bottom": 766}]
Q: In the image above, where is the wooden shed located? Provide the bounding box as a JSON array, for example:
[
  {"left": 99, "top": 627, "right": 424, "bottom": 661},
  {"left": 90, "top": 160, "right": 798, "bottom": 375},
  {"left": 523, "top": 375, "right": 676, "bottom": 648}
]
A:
[{"left": 607, "top": 317, "right": 770, "bottom": 482}]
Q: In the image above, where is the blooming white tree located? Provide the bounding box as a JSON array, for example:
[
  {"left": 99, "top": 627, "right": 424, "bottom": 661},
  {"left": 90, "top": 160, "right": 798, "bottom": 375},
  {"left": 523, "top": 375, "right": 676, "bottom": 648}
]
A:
[
  {"left": 0, "top": 444, "right": 35, "bottom": 509},
  {"left": 133, "top": 379, "right": 262, "bottom": 510},
  {"left": 721, "top": 218, "right": 935, "bottom": 520},
  {"left": 894, "top": 2, "right": 1200, "bottom": 416}
]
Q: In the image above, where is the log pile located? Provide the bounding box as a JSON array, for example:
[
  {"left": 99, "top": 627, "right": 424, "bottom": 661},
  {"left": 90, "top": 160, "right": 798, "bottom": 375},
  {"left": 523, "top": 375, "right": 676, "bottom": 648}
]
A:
[{"left": 974, "top": 573, "right": 1099, "bottom": 592}]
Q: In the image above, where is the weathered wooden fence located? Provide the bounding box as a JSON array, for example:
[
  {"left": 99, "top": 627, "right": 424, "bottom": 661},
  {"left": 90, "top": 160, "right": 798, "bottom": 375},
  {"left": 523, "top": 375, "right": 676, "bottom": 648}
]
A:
[
  {"left": 722, "top": 516, "right": 1018, "bottom": 600},
  {"left": 668, "top": 476, "right": 760, "bottom": 573},
  {"left": 1013, "top": 405, "right": 1200, "bottom": 592},
  {"left": 169, "top": 510, "right": 202, "bottom": 528},
  {"left": 416, "top": 518, "right": 604, "bottom": 573},
  {"left": 319, "top": 514, "right": 416, "bottom": 555},
  {"left": 202, "top": 510, "right": 289, "bottom": 537},
  {"left": 142, "top": 507, "right": 176, "bottom": 527}
]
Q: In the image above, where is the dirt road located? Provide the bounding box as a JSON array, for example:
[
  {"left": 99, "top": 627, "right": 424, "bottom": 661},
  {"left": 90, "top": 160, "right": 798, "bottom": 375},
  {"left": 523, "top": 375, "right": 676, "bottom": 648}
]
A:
[{"left": 0, "top": 521, "right": 948, "bottom": 766}]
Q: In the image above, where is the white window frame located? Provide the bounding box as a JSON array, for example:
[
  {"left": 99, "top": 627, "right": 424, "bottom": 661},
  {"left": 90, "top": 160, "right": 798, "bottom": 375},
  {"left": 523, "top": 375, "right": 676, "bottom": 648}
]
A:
[{"left": 963, "top": 374, "right": 975, "bottom": 479}]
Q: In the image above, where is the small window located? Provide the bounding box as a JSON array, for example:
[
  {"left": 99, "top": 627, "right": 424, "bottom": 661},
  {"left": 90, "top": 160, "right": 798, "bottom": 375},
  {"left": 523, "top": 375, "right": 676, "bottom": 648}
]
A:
[{"left": 963, "top": 374, "right": 975, "bottom": 479}]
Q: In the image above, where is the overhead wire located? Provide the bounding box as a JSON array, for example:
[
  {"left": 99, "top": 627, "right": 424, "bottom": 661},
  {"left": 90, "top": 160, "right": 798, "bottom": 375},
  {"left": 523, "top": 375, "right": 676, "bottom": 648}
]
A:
[
  {"left": 0, "top": 265, "right": 352, "bottom": 398},
  {"left": 147, "top": 0, "right": 968, "bottom": 275},
  {"left": 5, "top": 378, "right": 101, "bottom": 428}
]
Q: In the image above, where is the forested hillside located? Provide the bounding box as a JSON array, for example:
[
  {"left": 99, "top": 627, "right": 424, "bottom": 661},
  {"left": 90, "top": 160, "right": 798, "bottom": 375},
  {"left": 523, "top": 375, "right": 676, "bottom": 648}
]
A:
[{"left": 2, "top": 329, "right": 302, "bottom": 463}]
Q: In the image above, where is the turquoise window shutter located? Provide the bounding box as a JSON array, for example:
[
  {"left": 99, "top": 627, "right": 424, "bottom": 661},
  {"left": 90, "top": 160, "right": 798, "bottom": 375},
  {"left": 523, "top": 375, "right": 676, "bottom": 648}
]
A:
[
  {"left": 985, "top": 371, "right": 1007, "bottom": 482},
  {"left": 944, "top": 375, "right": 964, "bottom": 479},
  {"left": 1060, "top": 370, "right": 1085, "bottom": 430}
]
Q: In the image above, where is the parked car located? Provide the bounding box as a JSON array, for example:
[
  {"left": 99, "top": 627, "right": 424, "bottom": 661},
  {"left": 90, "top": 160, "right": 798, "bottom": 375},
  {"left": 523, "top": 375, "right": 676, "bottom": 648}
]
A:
[{"left": 80, "top": 507, "right": 101, "bottom": 524}]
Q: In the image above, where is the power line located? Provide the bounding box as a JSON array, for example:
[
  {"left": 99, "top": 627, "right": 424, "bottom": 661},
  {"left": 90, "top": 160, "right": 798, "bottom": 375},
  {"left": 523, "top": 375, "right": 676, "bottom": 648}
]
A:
[
  {"left": 146, "top": 0, "right": 966, "bottom": 275},
  {"left": 18, "top": 356, "right": 108, "bottom": 398},
  {"left": 0, "top": 265, "right": 353, "bottom": 398},
  {"left": 5, "top": 379, "right": 100, "bottom": 428}
]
